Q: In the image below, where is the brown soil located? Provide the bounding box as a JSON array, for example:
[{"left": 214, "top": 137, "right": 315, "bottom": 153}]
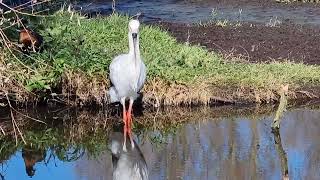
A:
[{"left": 155, "top": 22, "right": 320, "bottom": 65}]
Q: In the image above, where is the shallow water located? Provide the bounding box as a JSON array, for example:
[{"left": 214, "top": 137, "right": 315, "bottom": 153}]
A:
[
  {"left": 74, "top": 0, "right": 320, "bottom": 25},
  {"left": 1, "top": 107, "right": 320, "bottom": 180}
]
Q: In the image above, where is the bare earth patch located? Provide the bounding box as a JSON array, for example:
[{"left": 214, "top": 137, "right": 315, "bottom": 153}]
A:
[{"left": 156, "top": 22, "right": 320, "bottom": 65}]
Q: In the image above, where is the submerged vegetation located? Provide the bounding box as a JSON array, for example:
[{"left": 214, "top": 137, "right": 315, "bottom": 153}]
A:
[{"left": 1, "top": 10, "right": 320, "bottom": 106}]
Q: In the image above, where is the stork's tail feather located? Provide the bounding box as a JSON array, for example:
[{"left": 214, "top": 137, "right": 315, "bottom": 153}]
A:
[{"left": 108, "top": 86, "right": 119, "bottom": 103}]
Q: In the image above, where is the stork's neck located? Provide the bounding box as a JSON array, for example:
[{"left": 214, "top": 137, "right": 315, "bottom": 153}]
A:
[{"left": 128, "top": 32, "right": 141, "bottom": 64}]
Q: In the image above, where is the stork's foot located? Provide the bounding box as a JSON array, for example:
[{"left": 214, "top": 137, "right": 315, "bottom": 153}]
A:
[
  {"left": 122, "top": 126, "right": 128, "bottom": 152},
  {"left": 122, "top": 124, "right": 128, "bottom": 152},
  {"left": 122, "top": 142, "right": 127, "bottom": 152},
  {"left": 129, "top": 133, "right": 135, "bottom": 149}
]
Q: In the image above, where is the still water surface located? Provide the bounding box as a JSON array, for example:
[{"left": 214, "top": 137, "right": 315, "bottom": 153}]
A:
[
  {"left": 0, "top": 107, "right": 320, "bottom": 180},
  {"left": 74, "top": 0, "right": 320, "bottom": 25}
]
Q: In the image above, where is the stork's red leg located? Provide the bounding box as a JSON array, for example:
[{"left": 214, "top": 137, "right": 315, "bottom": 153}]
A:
[
  {"left": 122, "top": 102, "right": 128, "bottom": 151},
  {"left": 127, "top": 99, "right": 134, "bottom": 148}
]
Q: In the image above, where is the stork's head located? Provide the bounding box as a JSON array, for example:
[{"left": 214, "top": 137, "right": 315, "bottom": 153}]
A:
[{"left": 129, "top": 19, "right": 140, "bottom": 39}]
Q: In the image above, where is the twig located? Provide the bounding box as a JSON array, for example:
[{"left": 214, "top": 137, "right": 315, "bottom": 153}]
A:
[
  {"left": 6, "top": 93, "right": 26, "bottom": 144},
  {"left": 0, "top": 21, "right": 19, "bottom": 30},
  {"left": 33, "top": 8, "right": 50, "bottom": 15},
  {"left": 112, "top": 0, "right": 116, "bottom": 14},
  {"left": 235, "top": 45, "right": 250, "bottom": 61},
  {"left": 186, "top": 27, "right": 190, "bottom": 46},
  {"left": 16, "top": 0, "right": 51, "bottom": 13},
  {"left": 11, "top": 115, "right": 18, "bottom": 145},
  {"left": 12, "top": 108, "right": 46, "bottom": 124},
  {"left": 13, "top": 0, "right": 33, "bottom": 10},
  {"left": 0, "top": 2, "right": 49, "bottom": 17},
  {"left": 0, "top": 125, "right": 5, "bottom": 135},
  {"left": 10, "top": 107, "right": 26, "bottom": 144}
]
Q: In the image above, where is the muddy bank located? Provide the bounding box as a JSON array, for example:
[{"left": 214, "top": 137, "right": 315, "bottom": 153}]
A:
[
  {"left": 156, "top": 21, "right": 320, "bottom": 65},
  {"left": 1, "top": 102, "right": 319, "bottom": 136}
]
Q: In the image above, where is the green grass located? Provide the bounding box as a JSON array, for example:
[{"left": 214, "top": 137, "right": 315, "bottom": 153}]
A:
[{"left": 1, "top": 11, "right": 320, "bottom": 105}]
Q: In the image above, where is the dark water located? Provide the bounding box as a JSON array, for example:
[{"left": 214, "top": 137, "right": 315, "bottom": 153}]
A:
[
  {"left": 73, "top": 0, "right": 320, "bottom": 25},
  {"left": 1, "top": 107, "right": 320, "bottom": 180}
]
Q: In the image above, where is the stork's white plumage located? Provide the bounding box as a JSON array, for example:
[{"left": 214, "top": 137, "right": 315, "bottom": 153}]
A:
[{"left": 108, "top": 19, "right": 146, "bottom": 151}]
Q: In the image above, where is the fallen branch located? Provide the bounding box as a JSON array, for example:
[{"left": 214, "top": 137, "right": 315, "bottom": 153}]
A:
[{"left": 271, "top": 84, "right": 289, "bottom": 130}]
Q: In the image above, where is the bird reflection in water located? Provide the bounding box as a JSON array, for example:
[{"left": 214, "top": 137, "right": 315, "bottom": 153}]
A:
[
  {"left": 21, "top": 147, "right": 46, "bottom": 177},
  {"left": 108, "top": 124, "right": 148, "bottom": 180}
]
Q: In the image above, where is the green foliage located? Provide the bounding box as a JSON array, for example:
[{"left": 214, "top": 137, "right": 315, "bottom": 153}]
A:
[{"left": 3, "top": 11, "right": 320, "bottom": 94}]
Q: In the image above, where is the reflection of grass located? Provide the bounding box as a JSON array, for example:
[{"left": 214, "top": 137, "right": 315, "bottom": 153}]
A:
[
  {"left": 0, "top": 103, "right": 317, "bottom": 163},
  {"left": 0, "top": 137, "right": 17, "bottom": 163},
  {"left": 1, "top": 10, "right": 320, "bottom": 105},
  {"left": 0, "top": 105, "right": 277, "bottom": 160},
  {"left": 0, "top": 126, "right": 108, "bottom": 164}
]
